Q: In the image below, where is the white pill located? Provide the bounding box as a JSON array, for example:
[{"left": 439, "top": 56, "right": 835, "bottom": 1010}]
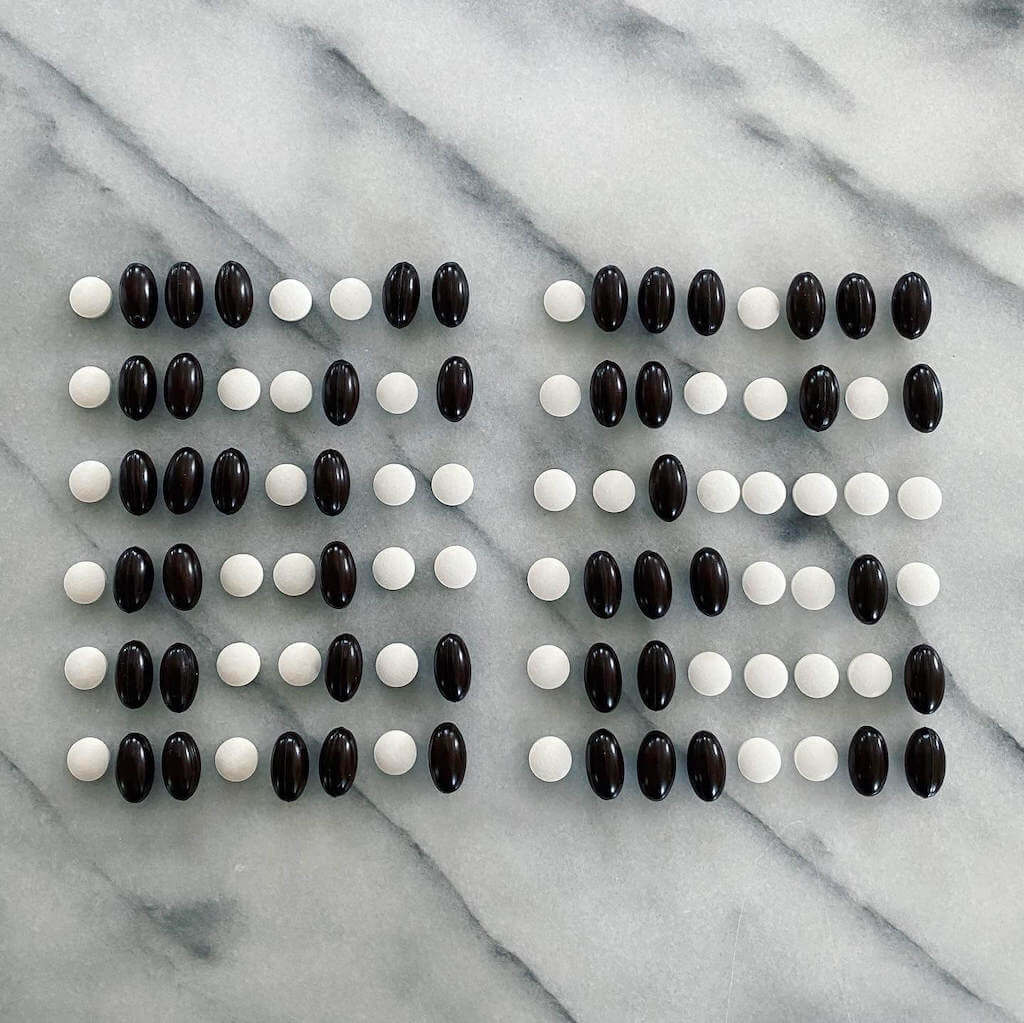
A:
[
  {"left": 742, "top": 471, "right": 787, "bottom": 515},
  {"left": 69, "top": 276, "right": 112, "bottom": 318},
  {"left": 534, "top": 468, "right": 576, "bottom": 512},
  {"left": 688, "top": 651, "right": 732, "bottom": 696},
  {"left": 743, "top": 377, "right": 787, "bottom": 420},
  {"left": 265, "top": 464, "right": 307, "bottom": 506},
  {"left": 527, "top": 557, "right": 570, "bottom": 601},
  {"left": 373, "top": 463, "right": 416, "bottom": 506},
  {"left": 896, "top": 562, "right": 940, "bottom": 606},
  {"left": 845, "top": 376, "right": 889, "bottom": 420},
  {"left": 792, "top": 472, "right": 837, "bottom": 516},
  {"left": 269, "top": 370, "right": 313, "bottom": 413},
  {"left": 376, "top": 372, "right": 418, "bottom": 414},
  {"left": 375, "top": 643, "right": 419, "bottom": 687},
  {"left": 329, "top": 277, "right": 372, "bottom": 320},
  {"left": 744, "top": 654, "right": 788, "bottom": 699},
  {"left": 220, "top": 553, "right": 264, "bottom": 597},
  {"left": 431, "top": 463, "right": 474, "bottom": 506},
  {"left": 215, "top": 737, "right": 259, "bottom": 782},
  {"left": 69, "top": 460, "right": 111, "bottom": 503},
  {"left": 794, "top": 654, "right": 840, "bottom": 698},
  {"left": 898, "top": 477, "right": 942, "bottom": 521},
  {"left": 543, "top": 280, "right": 585, "bottom": 322},
  {"left": 63, "top": 561, "right": 105, "bottom": 604},
  {"left": 373, "top": 547, "right": 415, "bottom": 590},
  {"left": 64, "top": 646, "right": 107, "bottom": 690},
  {"left": 66, "top": 737, "right": 109, "bottom": 782},
  {"left": 278, "top": 642, "right": 321, "bottom": 686},
  {"left": 741, "top": 561, "right": 786, "bottom": 606},
  {"left": 539, "top": 374, "right": 582, "bottom": 417},
  {"left": 697, "top": 470, "right": 741, "bottom": 513},
  {"left": 737, "top": 286, "right": 780, "bottom": 329},
  {"left": 845, "top": 472, "right": 889, "bottom": 516},
  {"left": 529, "top": 736, "right": 572, "bottom": 782},
  {"left": 374, "top": 730, "right": 417, "bottom": 776},
  {"left": 791, "top": 566, "right": 835, "bottom": 610},
  {"left": 592, "top": 470, "right": 635, "bottom": 513},
  {"left": 434, "top": 545, "right": 477, "bottom": 589},
  {"left": 683, "top": 371, "right": 727, "bottom": 414},
  {"left": 268, "top": 278, "right": 312, "bottom": 321},
  {"left": 68, "top": 366, "right": 111, "bottom": 409},
  {"left": 273, "top": 553, "right": 315, "bottom": 596},
  {"left": 737, "top": 737, "right": 781, "bottom": 783},
  {"left": 217, "top": 367, "right": 261, "bottom": 411},
  {"left": 216, "top": 642, "right": 261, "bottom": 687},
  {"left": 847, "top": 652, "right": 892, "bottom": 698},
  {"left": 794, "top": 736, "right": 839, "bottom": 781},
  {"left": 527, "top": 645, "right": 570, "bottom": 689}
]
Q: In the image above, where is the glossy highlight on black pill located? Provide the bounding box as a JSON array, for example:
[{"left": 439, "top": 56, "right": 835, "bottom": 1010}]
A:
[
  {"left": 637, "top": 640, "right": 675, "bottom": 712},
  {"left": 586, "top": 728, "right": 624, "bottom": 799},
  {"left": 162, "top": 543, "right": 202, "bottom": 610},
  {"left": 637, "top": 731, "right": 676, "bottom": 801},
  {"left": 903, "top": 363, "right": 942, "bottom": 432},
  {"left": 382, "top": 261, "right": 419, "bottom": 328},
  {"left": 848, "top": 725, "right": 888, "bottom": 796},
  {"left": 113, "top": 545, "right": 154, "bottom": 613},
  {"left": 431, "top": 261, "right": 469, "bottom": 327},
  {"left": 584, "top": 642, "right": 622, "bottom": 713},
  {"left": 162, "top": 732, "right": 201, "bottom": 800},
  {"left": 635, "top": 360, "right": 672, "bottom": 428},
  {"left": 799, "top": 364, "right": 840, "bottom": 431},
  {"left": 590, "top": 360, "right": 627, "bottom": 427},
  {"left": 119, "top": 450, "right": 157, "bottom": 515},
  {"left": 313, "top": 449, "right": 350, "bottom": 516},
  {"left": 637, "top": 266, "right": 674, "bottom": 333},
  {"left": 648, "top": 454, "right": 686, "bottom": 521},
  {"left": 163, "top": 352, "right": 203, "bottom": 419},
  {"left": 848, "top": 554, "right": 888, "bottom": 625},
  {"left": 786, "top": 271, "right": 826, "bottom": 339},
  {"left": 323, "top": 359, "right": 360, "bottom": 426},
  {"left": 904, "top": 644, "right": 944, "bottom": 714},
  {"left": 584, "top": 550, "right": 621, "bottom": 619},
  {"left": 116, "top": 640, "right": 153, "bottom": 709},
  {"left": 271, "top": 731, "right": 309, "bottom": 802},
  {"left": 320, "top": 541, "right": 356, "bottom": 609},
  {"left": 633, "top": 550, "right": 671, "bottom": 619},
  {"left": 835, "top": 273, "right": 875, "bottom": 339},
  {"left": 434, "top": 633, "right": 471, "bottom": 702},
  {"left": 905, "top": 727, "right": 945, "bottom": 798},
  {"left": 325, "top": 634, "right": 362, "bottom": 702},
  {"left": 428, "top": 722, "right": 467, "bottom": 794},
  {"left": 163, "top": 446, "right": 204, "bottom": 514},
  {"left": 116, "top": 732, "right": 154, "bottom": 802},
  {"left": 214, "top": 260, "right": 253, "bottom": 328},
  {"left": 118, "top": 355, "right": 157, "bottom": 421},
  {"left": 319, "top": 726, "right": 358, "bottom": 796},
  {"left": 690, "top": 547, "right": 728, "bottom": 616},
  {"left": 165, "top": 262, "right": 203, "bottom": 328},
  {"left": 591, "top": 265, "right": 628, "bottom": 332},
  {"left": 159, "top": 642, "right": 198, "bottom": 713},
  {"left": 687, "top": 269, "right": 725, "bottom": 335},
  {"left": 119, "top": 263, "right": 158, "bottom": 328},
  {"left": 211, "top": 448, "right": 249, "bottom": 514},
  {"left": 436, "top": 355, "right": 473, "bottom": 422},
  {"left": 687, "top": 731, "right": 725, "bottom": 802},
  {"left": 891, "top": 272, "right": 931, "bottom": 339}
]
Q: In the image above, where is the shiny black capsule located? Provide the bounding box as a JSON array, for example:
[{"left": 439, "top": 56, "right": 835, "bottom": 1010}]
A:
[
  {"left": 434, "top": 633, "right": 471, "bottom": 702},
  {"left": 119, "top": 450, "right": 157, "bottom": 515},
  {"left": 905, "top": 727, "right": 945, "bottom": 798},
  {"left": 586, "top": 729, "right": 624, "bottom": 800},
  {"left": 429, "top": 722, "right": 467, "bottom": 794},
  {"left": 637, "top": 266, "right": 674, "bottom": 333},
  {"left": 584, "top": 643, "right": 622, "bottom": 713},
  {"left": 648, "top": 454, "right": 686, "bottom": 522},
  {"left": 687, "top": 269, "right": 725, "bottom": 335},
  {"left": 119, "top": 263, "right": 158, "bottom": 328},
  {"left": 431, "top": 261, "right": 469, "bottom": 327},
  {"left": 848, "top": 725, "right": 888, "bottom": 796},
  {"left": 214, "top": 260, "right": 253, "bottom": 328},
  {"left": 271, "top": 731, "right": 309, "bottom": 802},
  {"left": 116, "top": 733, "right": 154, "bottom": 803},
  {"left": 162, "top": 732, "right": 201, "bottom": 800},
  {"left": 325, "top": 634, "right": 362, "bottom": 702},
  {"left": 323, "top": 359, "right": 359, "bottom": 426},
  {"left": 835, "top": 272, "right": 875, "bottom": 339},
  {"left": 162, "top": 447, "right": 204, "bottom": 515},
  {"left": 637, "top": 641, "right": 675, "bottom": 711},
  {"left": 633, "top": 550, "right": 671, "bottom": 619},
  {"left": 591, "top": 265, "right": 628, "bottom": 332},
  {"left": 162, "top": 543, "right": 202, "bottom": 610},
  {"left": 590, "top": 360, "right": 627, "bottom": 427},
  {"left": 786, "top": 271, "right": 826, "bottom": 339},
  {"left": 637, "top": 731, "right": 676, "bottom": 801},
  {"left": 163, "top": 352, "right": 203, "bottom": 419},
  {"left": 635, "top": 361, "right": 672, "bottom": 428},
  {"left": 382, "top": 261, "right": 419, "bottom": 328},
  {"left": 687, "top": 731, "right": 726, "bottom": 802},
  {"left": 319, "top": 726, "right": 358, "bottom": 796},
  {"left": 848, "top": 554, "right": 888, "bottom": 625},
  {"left": 165, "top": 262, "right": 203, "bottom": 328},
  {"left": 115, "top": 640, "right": 152, "bottom": 709},
  {"left": 584, "top": 551, "right": 621, "bottom": 619},
  {"left": 690, "top": 547, "right": 728, "bottom": 617},
  {"left": 159, "top": 642, "right": 198, "bottom": 713},
  {"left": 436, "top": 355, "right": 473, "bottom": 422},
  {"left": 904, "top": 644, "right": 944, "bottom": 714},
  {"left": 118, "top": 355, "right": 157, "bottom": 421},
  {"left": 313, "top": 449, "right": 350, "bottom": 516},
  {"left": 891, "top": 272, "right": 931, "bottom": 339},
  {"left": 799, "top": 364, "right": 840, "bottom": 431},
  {"left": 903, "top": 363, "right": 942, "bottom": 432},
  {"left": 320, "top": 541, "right": 356, "bottom": 609},
  {"left": 210, "top": 448, "right": 249, "bottom": 514},
  {"left": 113, "top": 545, "right": 154, "bottom": 613}
]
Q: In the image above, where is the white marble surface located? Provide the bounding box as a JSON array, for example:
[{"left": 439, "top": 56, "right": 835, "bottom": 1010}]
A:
[{"left": 1, "top": 2, "right": 1022, "bottom": 1019}]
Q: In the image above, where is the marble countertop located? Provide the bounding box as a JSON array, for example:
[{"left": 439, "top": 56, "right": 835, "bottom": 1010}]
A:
[{"left": 1, "top": 2, "right": 1022, "bottom": 1020}]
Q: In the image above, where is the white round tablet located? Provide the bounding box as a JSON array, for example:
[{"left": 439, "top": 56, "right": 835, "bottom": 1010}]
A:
[
  {"left": 431, "top": 463, "right": 474, "bottom": 506},
  {"left": 216, "top": 642, "right": 261, "bottom": 687},
  {"left": 791, "top": 566, "right": 835, "bottom": 611},
  {"left": 847, "top": 652, "right": 892, "bottom": 698},
  {"left": 794, "top": 736, "right": 839, "bottom": 781},
  {"left": 743, "top": 377, "right": 787, "bottom": 420},
  {"left": 269, "top": 278, "right": 312, "bottom": 321},
  {"left": 592, "top": 470, "right": 635, "bottom": 513},
  {"left": 688, "top": 651, "right": 732, "bottom": 697},
  {"left": 278, "top": 642, "right": 321, "bottom": 686},
  {"left": 741, "top": 561, "right": 786, "bottom": 606},
  {"left": 329, "top": 277, "right": 372, "bottom": 320},
  {"left": 792, "top": 472, "right": 837, "bottom": 516},
  {"left": 529, "top": 736, "right": 572, "bottom": 782},
  {"left": 69, "top": 460, "right": 111, "bottom": 503},
  {"left": 68, "top": 366, "right": 111, "bottom": 409},
  {"left": 217, "top": 367, "right": 261, "bottom": 411},
  {"left": 373, "top": 463, "right": 416, "bottom": 506},
  {"left": 737, "top": 286, "right": 780, "bottom": 329},
  {"left": 265, "top": 464, "right": 308, "bottom": 506},
  {"left": 845, "top": 473, "right": 889, "bottom": 516},
  {"left": 69, "top": 276, "right": 112, "bottom": 318},
  {"left": 269, "top": 370, "right": 313, "bottom": 413},
  {"left": 372, "top": 547, "right": 415, "bottom": 590},
  {"left": 742, "top": 471, "right": 787, "bottom": 515},
  {"left": 534, "top": 469, "right": 576, "bottom": 512},
  {"left": 220, "top": 553, "right": 264, "bottom": 597},
  {"left": 737, "top": 737, "right": 781, "bottom": 783},
  {"left": 434, "top": 545, "right": 477, "bottom": 589},
  {"left": 697, "top": 470, "right": 740, "bottom": 513},
  {"left": 215, "top": 737, "right": 258, "bottom": 782},
  {"left": 845, "top": 376, "right": 889, "bottom": 421},
  {"left": 543, "top": 280, "right": 585, "bottom": 322},
  {"left": 375, "top": 643, "right": 419, "bottom": 687},
  {"left": 897, "top": 477, "right": 942, "bottom": 521},
  {"left": 374, "top": 730, "right": 417, "bottom": 776},
  {"left": 794, "top": 654, "right": 839, "bottom": 698},
  {"left": 539, "top": 374, "right": 582, "bottom": 417},
  {"left": 527, "top": 557, "right": 570, "bottom": 601},
  {"left": 63, "top": 561, "right": 105, "bottom": 604},
  {"left": 527, "top": 645, "right": 570, "bottom": 689},
  {"left": 683, "top": 371, "right": 727, "bottom": 415},
  {"left": 896, "top": 562, "right": 940, "bottom": 606},
  {"left": 743, "top": 654, "right": 788, "bottom": 699},
  {"left": 67, "top": 737, "right": 109, "bottom": 781},
  {"left": 376, "top": 372, "right": 418, "bottom": 414},
  {"left": 64, "top": 646, "right": 107, "bottom": 690}
]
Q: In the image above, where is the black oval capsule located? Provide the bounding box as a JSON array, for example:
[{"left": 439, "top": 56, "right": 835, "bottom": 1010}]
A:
[
  {"left": 159, "top": 642, "right": 198, "bottom": 713},
  {"left": 637, "top": 731, "right": 676, "bottom": 801},
  {"left": 210, "top": 448, "right": 249, "bottom": 514},
  {"left": 162, "top": 543, "right": 202, "bottom": 611},
  {"left": 903, "top": 363, "right": 942, "bottom": 432},
  {"left": 687, "top": 268, "right": 725, "bottom": 336},
  {"left": 434, "top": 633, "right": 471, "bottom": 702},
  {"left": 835, "top": 272, "right": 876, "bottom": 339},
  {"left": 431, "top": 261, "right": 469, "bottom": 327},
  {"left": 319, "top": 726, "right": 358, "bottom": 797},
  {"left": 637, "top": 641, "right": 675, "bottom": 711},
  {"left": 904, "top": 644, "right": 944, "bottom": 714},
  {"left": 591, "top": 265, "right": 628, "bottom": 332},
  {"left": 325, "top": 634, "right": 362, "bottom": 702},
  {"left": 892, "top": 272, "right": 931, "bottom": 339},
  {"left": 118, "top": 355, "right": 157, "bottom": 421},
  {"left": 905, "top": 727, "right": 945, "bottom": 798},
  {"left": 590, "top": 360, "right": 627, "bottom": 427},
  {"left": 322, "top": 359, "right": 359, "bottom": 426},
  {"left": 271, "top": 731, "right": 309, "bottom": 802},
  {"left": 320, "top": 541, "right": 357, "bottom": 609},
  {"left": 585, "top": 728, "right": 624, "bottom": 799},
  {"left": 786, "top": 271, "right": 826, "bottom": 339},
  {"left": 429, "top": 722, "right": 467, "bottom": 794},
  {"left": 584, "top": 642, "right": 621, "bottom": 713},
  {"left": 164, "top": 261, "right": 203, "bottom": 328},
  {"left": 635, "top": 361, "right": 672, "bottom": 428},
  {"left": 848, "top": 725, "right": 888, "bottom": 796},
  {"left": 162, "top": 732, "right": 201, "bottom": 800},
  {"left": 690, "top": 547, "right": 728, "bottom": 617},
  {"left": 382, "top": 261, "right": 420, "bottom": 328},
  {"left": 116, "top": 640, "right": 153, "bottom": 709},
  {"left": 116, "top": 733, "right": 154, "bottom": 803},
  {"left": 648, "top": 454, "right": 687, "bottom": 522},
  {"left": 436, "top": 355, "right": 473, "bottom": 422},
  {"left": 214, "top": 260, "right": 253, "bottom": 328},
  {"left": 799, "top": 364, "right": 840, "bottom": 431},
  {"left": 113, "top": 545, "right": 153, "bottom": 613},
  {"left": 687, "top": 730, "right": 726, "bottom": 802},
  {"left": 162, "top": 446, "right": 204, "bottom": 515},
  {"left": 119, "top": 449, "right": 157, "bottom": 515},
  {"left": 637, "top": 266, "right": 674, "bottom": 333},
  {"left": 163, "top": 352, "right": 203, "bottom": 419},
  {"left": 584, "top": 551, "right": 621, "bottom": 619},
  {"left": 634, "top": 550, "right": 672, "bottom": 619},
  {"left": 848, "top": 554, "right": 888, "bottom": 625},
  {"left": 119, "top": 263, "right": 158, "bottom": 328},
  {"left": 313, "top": 449, "right": 350, "bottom": 516}
]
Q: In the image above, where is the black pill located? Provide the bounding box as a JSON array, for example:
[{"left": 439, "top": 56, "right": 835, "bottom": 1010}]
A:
[
  {"left": 382, "top": 261, "right": 420, "bottom": 328},
  {"left": 118, "top": 355, "right": 157, "bottom": 421},
  {"left": 116, "top": 733, "right": 154, "bottom": 803},
  {"left": 325, "top": 634, "right": 362, "bottom": 703},
  {"left": 687, "top": 731, "right": 726, "bottom": 802},
  {"left": 431, "top": 261, "right": 469, "bottom": 327},
  {"left": 905, "top": 727, "right": 945, "bottom": 798},
  {"left": 436, "top": 355, "right": 473, "bottom": 422},
  {"left": 320, "top": 541, "right": 357, "bottom": 609},
  {"left": 119, "top": 263, "right": 158, "bottom": 328},
  {"left": 848, "top": 554, "right": 888, "bottom": 625},
  {"left": 848, "top": 725, "right": 888, "bottom": 796},
  {"left": 115, "top": 640, "right": 153, "bottom": 709},
  {"left": 799, "top": 364, "right": 840, "bottom": 431},
  {"left": 635, "top": 360, "right": 672, "bottom": 428},
  {"left": 590, "top": 360, "right": 627, "bottom": 427},
  {"left": 162, "top": 446, "right": 204, "bottom": 515},
  {"left": 835, "top": 272, "right": 875, "bottom": 339},
  {"left": 162, "top": 732, "right": 201, "bottom": 800},
  {"left": 633, "top": 550, "right": 672, "bottom": 620},
  {"left": 786, "top": 271, "right": 826, "bottom": 339},
  {"left": 591, "top": 265, "right": 628, "bottom": 332},
  {"left": 210, "top": 448, "right": 249, "bottom": 515},
  {"left": 637, "top": 640, "right": 676, "bottom": 712},
  {"left": 434, "top": 633, "right": 471, "bottom": 703},
  {"left": 891, "top": 272, "right": 931, "bottom": 339},
  {"left": 214, "top": 260, "right": 253, "bottom": 328},
  {"left": 113, "top": 545, "right": 153, "bottom": 613},
  {"left": 164, "top": 262, "right": 203, "bottom": 328},
  {"left": 159, "top": 642, "right": 198, "bottom": 713},
  {"left": 903, "top": 363, "right": 942, "bottom": 432},
  {"left": 319, "top": 726, "right": 358, "bottom": 796},
  {"left": 904, "top": 644, "right": 944, "bottom": 714},
  {"left": 119, "top": 450, "right": 157, "bottom": 515},
  {"left": 648, "top": 453, "right": 687, "bottom": 521},
  {"left": 690, "top": 547, "right": 728, "bottom": 616},
  {"left": 323, "top": 359, "right": 360, "bottom": 426},
  {"left": 637, "top": 731, "right": 676, "bottom": 801},
  {"left": 687, "top": 269, "right": 725, "bottom": 336},
  {"left": 162, "top": 543, "right": 202, "bottom": 610},
  {"left": 313, "top": 449, "right": 350, "bottom": 516},
  {"left": 584, "top": 642, "right": 622, "bottom": 713},
  {"left": 163, "top": 352, "right": 203, "bottom": 419},
  {"left": 584, "top": 550, "right": 621, "bottom": 619},
  {"left": 428, "top": 722, "right": 467, "bottom": 794},
  {"left": 271, "top": 731, "right": 309, "bottom": 802},
  {"left": 585, "top": 728, "right": 624, "bottom": 799},
  {"left": 637, "top": 266, "right": 674, "bottom": 333}
]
